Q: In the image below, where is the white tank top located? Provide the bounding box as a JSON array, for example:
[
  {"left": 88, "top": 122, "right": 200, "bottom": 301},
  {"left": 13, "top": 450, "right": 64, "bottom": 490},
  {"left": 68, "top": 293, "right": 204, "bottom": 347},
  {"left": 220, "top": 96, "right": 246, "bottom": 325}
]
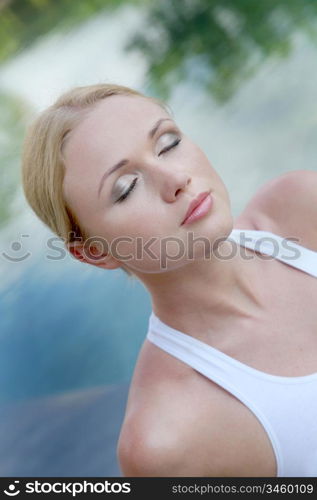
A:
[{"left": 146, "top": 229, "right": 317, "bottom": 477}]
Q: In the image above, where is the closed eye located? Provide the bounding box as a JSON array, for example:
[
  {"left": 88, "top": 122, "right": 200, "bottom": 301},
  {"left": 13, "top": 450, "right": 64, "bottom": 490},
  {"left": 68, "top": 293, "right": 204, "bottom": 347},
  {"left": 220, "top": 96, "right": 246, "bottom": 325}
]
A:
[
  {"left": 116, "top": 135, "right": 182, "bottom": 203},
  {"left": 116, "top": 177, "right": 138, "bottom": 203},
  {"left": 159, "top": 136, "right": 181, "bottom": 156}
]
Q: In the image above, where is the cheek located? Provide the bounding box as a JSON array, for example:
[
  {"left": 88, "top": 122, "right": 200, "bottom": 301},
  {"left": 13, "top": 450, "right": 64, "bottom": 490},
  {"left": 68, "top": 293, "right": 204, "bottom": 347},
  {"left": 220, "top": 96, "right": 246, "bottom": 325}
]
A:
[
  {"left": 103, "top": 205, "right": 184, "bottom": 264},
  {"left": 105, "top": 198, "right": 165, "bottom": 237},
  {"left": 100, "top": 212, "right": 154, "bottom": 242},
  {"left": 192, "top": 149, "right": 228, "bottom": 194},
  {"left": 182, "top": 145, "right": 212, "bottom": 176},
  {"left": 109, "top": 233, "right": 190, "bottom": 273},
  {"left": 196, "top": 150, "right": 213, "bottom": 172},
  {"left": 106, "top": 213, "right": 165, "bottom": 240}
]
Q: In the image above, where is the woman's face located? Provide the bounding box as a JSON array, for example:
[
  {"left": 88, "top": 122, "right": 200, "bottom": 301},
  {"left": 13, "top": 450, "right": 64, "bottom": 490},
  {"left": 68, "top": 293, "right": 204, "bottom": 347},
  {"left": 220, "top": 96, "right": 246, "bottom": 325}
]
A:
[{"left": 62, "top": 95, "right": 232, "bottom": 273}]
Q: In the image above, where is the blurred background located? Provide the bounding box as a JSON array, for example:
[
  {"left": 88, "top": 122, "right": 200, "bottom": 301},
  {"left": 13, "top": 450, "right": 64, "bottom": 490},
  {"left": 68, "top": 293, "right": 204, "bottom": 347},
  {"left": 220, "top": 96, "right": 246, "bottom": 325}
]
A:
[{"left": 0, "top": 0, "right": 317, "bottom": 476}]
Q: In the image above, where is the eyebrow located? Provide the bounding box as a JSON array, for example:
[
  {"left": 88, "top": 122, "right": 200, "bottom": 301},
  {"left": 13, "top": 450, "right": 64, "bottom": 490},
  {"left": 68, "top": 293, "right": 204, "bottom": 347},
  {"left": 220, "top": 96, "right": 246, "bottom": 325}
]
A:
[{"left": 97, "top": 117, "right": 173, "bottom": 198}]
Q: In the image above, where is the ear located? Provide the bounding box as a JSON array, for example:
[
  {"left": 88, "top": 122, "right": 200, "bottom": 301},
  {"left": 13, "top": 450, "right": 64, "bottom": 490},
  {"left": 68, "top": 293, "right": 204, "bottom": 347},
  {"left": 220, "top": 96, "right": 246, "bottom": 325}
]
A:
[{"left": 66, "top": 240, "right": 122, "bottom": 270}]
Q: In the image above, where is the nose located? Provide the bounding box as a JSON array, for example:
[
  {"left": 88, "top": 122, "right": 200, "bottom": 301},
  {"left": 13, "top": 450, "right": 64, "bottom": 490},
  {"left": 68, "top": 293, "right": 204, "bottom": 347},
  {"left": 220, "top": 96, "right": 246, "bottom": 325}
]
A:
[{"left": 158, "top": 169, "right": 192, "bottom": 203}]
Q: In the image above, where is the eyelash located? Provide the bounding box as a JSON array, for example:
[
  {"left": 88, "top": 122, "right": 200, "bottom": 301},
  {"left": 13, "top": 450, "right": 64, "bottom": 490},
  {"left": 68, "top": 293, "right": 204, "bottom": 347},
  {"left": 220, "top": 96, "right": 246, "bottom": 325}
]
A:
[{"left": 116, "top": 137, "right": 181, "bottom": 203}]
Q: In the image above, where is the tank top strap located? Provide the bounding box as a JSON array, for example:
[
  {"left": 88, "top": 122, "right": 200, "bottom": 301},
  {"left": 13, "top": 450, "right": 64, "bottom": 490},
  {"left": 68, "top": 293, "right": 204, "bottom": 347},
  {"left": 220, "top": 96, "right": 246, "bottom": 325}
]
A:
[{"left": 228, "top": 228, "right": 317, "bottom": 278}]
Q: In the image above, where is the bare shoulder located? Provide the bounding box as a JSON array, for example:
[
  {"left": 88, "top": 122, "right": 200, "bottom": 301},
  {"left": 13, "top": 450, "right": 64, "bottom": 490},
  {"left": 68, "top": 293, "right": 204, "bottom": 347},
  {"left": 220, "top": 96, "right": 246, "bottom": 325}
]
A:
[
  {"left": 238, "top": 169, "right": 317, "bottom": 250},
  {"left": 117, "top": 341, "right": 276, "bottom": 477},
  {"left": 116, "top": 384, "right": 224, "bottom": 477},
  {"left": 116, "top": 346, "right": 213, "bottom": 477}
]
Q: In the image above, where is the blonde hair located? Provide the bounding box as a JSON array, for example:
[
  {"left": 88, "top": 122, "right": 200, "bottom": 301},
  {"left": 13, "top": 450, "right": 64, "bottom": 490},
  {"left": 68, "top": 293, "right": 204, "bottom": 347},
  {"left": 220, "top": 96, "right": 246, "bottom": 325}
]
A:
[{"left": 21, "top": 83, "right": 169, "bottom": 275}]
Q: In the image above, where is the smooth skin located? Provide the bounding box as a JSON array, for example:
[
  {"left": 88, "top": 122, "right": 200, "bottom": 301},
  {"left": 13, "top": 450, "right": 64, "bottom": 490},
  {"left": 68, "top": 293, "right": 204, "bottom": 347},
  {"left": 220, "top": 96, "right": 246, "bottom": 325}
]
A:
[{"left": 62, "top": 95, "right": 317, "bottom": 476}]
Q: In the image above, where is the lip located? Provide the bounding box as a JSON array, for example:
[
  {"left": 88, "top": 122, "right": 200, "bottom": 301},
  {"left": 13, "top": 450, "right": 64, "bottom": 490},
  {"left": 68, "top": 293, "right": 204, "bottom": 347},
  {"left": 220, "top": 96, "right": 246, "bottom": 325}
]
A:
[{"left": 181, "top": 190, "right": 212, "bottom": 225}]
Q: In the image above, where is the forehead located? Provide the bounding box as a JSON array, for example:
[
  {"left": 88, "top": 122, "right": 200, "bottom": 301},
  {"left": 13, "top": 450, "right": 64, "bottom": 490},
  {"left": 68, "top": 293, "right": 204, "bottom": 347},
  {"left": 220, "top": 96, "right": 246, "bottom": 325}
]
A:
[{"left": 64, "top": 94, "right": 169, "bottom": 160}]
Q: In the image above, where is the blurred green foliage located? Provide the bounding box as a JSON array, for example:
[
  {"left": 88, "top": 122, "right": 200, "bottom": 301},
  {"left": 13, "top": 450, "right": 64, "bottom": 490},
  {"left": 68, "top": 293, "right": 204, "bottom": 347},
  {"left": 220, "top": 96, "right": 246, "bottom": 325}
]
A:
[
  {"left": 1, "top": 0, "right": 317, "bottom": 102},
  {"left": 126, "top": 0, "right": 317, "bottom": 102},
  {"left": 0, "top": 0, "right": 144, "bottom": 62},
  {"left": 0, "top": 92, "right": 29, "bottom": 226}
]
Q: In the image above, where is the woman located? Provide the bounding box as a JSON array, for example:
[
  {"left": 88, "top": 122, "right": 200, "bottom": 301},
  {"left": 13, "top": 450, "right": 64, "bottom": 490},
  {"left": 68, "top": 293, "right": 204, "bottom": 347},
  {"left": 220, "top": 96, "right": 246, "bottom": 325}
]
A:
[{"left": 22, "top": 83, "right": 317, "bottom": 477}]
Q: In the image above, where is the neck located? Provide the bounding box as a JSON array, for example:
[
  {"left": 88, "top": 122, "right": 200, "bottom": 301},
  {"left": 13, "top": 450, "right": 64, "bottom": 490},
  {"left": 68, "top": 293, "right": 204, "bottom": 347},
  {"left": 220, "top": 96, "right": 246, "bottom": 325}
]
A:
[{"left": 132, "top": 239, "right": 266, "bottom": 340}]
